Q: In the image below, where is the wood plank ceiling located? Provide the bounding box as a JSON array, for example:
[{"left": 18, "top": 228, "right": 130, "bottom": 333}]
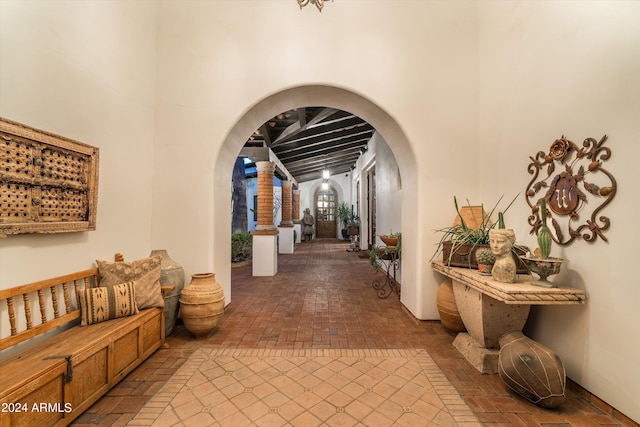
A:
[{"left": 244, "top": 107, "right": 375, "bottom": 183}]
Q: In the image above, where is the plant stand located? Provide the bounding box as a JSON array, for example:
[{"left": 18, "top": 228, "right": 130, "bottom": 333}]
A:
[
  {"left": 347, "top": 226, "right": 360, "bottom": 252},
  {"left": 372, "top": 249, "right": 400, "bottom": 299},
  {"left": 347, "top": 233, "right": 359, "bottom": 252}
]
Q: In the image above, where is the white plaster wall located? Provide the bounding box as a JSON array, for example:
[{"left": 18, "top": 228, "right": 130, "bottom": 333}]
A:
[
  {"left": 370, "top": 133, "right": 402, "bottom": 244},
  {"left": 152, "top": 1, "right": 480, "bottom": 321},
  {"left": 370, "top": 133, "right": 403, "bottom": 284},
  {"left": 478, "top": 1, "right": 640, "bottom": 421},
  {"left": 0, "top": 1, "right": 158, "bottom": 294}
]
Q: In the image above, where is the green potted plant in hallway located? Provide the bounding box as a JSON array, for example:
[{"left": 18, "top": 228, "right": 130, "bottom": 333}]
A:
[{"left": 338, "top": 202, "right": 351, "bottom": 239}]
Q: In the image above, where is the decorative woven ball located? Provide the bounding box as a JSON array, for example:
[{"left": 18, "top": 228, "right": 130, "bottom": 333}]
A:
[{"left": 498, "top": 331, "right": 566, "bottom": 408}]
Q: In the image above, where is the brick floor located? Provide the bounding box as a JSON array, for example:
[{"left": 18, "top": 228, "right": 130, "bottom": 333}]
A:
[{"left": 72, "top": 239, "right": 637, "bottom": 427}]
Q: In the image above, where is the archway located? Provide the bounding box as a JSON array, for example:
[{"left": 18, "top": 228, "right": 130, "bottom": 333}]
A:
[{"left": 212, "top": 85, "right": 422, "bottom": 317}]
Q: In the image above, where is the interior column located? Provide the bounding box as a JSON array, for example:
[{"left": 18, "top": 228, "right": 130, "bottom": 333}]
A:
[
  {"left": 278, "top": 179, "right": 295, "bottom": 254},
  {"left": 251, "top": 161, "right": 278, "bottom": 275},
  {"left": 292, "top": 188, "right": 301, "bottom": 243}
]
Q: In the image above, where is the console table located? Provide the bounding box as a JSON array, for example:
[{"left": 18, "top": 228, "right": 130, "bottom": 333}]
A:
[{"left": 431, "top": 260, "right": 586, "bottom": 374}]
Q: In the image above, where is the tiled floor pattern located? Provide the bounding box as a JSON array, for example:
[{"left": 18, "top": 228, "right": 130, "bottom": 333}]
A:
[
  {"left": 128, "top": 348, "right": 479, "bottom": 426},
  {"left": 73, "top": 239, "right": 637, "bottom": 427}
]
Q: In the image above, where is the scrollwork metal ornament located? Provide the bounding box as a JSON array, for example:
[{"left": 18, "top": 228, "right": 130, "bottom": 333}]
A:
[{"left": 525, "top": 135, "right": 617, "bottom": 246}]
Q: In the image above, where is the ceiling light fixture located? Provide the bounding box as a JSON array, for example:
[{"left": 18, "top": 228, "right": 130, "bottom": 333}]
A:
[
  {"left": 297, "top": 0, "right": 331, "bottom": 12},
  {"left": 322, "top": 169, "right": 330, "bottom": 180}
]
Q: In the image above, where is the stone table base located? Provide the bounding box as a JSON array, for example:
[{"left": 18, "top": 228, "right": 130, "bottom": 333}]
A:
[
  {"left": 453, "top": 333, "right": 500, "bottom": 374},
  {"left": 453, "top": 281, "right": 531, "bottom": 349}
]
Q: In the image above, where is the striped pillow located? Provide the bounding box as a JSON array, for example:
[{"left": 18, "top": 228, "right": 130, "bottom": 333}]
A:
[{"left": 80, "top": 281, "right": 138, "bottom": 326}]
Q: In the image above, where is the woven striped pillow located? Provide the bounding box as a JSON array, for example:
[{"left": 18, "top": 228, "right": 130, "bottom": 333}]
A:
[{"left": 80, "top": 281, "right": 138, "bottom": 326}]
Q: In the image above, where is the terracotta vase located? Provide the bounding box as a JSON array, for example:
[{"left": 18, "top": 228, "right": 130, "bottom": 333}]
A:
[
  {"left": 149, "top": 249, "right": 185, "bottom": 337},
  {"left": 498, "top": 331, "right": 566, "bottom": 408},
  {"left": 179, "top": 273, "right": 225, "bottom": 338},
  {"left": 380, "top": 235, "right": 398, "bottom": 248},
  {"left": 436, "top": 280, "right": 466, "bottom": 332}
]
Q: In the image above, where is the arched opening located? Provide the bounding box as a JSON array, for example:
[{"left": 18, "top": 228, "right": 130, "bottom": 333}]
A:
[{"left": 212, "top": 85, "right": 422, "bottom": 317}]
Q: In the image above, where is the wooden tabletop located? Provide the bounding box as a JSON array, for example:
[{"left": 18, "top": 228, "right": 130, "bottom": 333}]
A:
[{"left": 431, "top": 260, "right": 586, "bottom": 305}]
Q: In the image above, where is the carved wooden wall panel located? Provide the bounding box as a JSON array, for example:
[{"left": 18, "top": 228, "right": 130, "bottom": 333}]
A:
[{"left": 0, "top": 117, "right": 99, "bottom": 237}]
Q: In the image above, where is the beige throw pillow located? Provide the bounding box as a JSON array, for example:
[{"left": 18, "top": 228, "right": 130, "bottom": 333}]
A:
[{"left": 96, "top": 256, "right": 164, "bottom": 309}]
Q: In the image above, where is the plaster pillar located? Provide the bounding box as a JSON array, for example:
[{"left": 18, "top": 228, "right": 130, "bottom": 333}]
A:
[
  {"left": 278, "top": 180, "right": 294, "bottom": 254},
  {"left": 280, "top": 180, "right": 293, "bottom": 227},
  {"left": 293, "top": 189, "right": 301, "bottom": 243},
  {"left": 251, "top": 161, "right": 278, "bottom": 276}
]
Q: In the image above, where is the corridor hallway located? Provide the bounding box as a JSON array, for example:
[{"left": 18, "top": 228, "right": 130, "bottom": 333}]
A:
[{"left": 74, "top": 239, "right": 628, "bottom": 426}]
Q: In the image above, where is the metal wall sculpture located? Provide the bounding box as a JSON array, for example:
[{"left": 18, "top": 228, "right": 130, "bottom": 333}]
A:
[
  {"left": 0, "top": 117, "right": 99, "bottom": 237},
  {"left": 525, "top": 135, "right": 616, "bottom": 245}
]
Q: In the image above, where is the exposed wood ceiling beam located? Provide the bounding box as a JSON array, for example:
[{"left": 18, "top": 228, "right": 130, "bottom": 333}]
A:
[
  {"left": 277, "top": 137, "right": 370, "bottom": 164},
  {"left": 259, "top": 123, "right": 273, "bottom": 147},
  {"left": 272, "top": 107, "right": 338, "bottom": 146},
  {"left": 240, "top": 107, "right": 375, "bottom": 183}
]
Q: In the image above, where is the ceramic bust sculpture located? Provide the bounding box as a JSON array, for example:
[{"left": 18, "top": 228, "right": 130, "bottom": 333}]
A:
[{"left": 489, "top": 229, "right": 517, "bottom": 283}]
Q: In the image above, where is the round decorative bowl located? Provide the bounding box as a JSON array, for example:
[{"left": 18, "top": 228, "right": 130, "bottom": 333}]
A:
[{"left": 519, "top": 256, "right": 568, "bottom": 288}]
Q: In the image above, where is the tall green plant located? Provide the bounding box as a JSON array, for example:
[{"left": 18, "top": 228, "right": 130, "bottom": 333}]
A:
[{"left": 337, "top": 202, "right": 351, "bottom": 230}]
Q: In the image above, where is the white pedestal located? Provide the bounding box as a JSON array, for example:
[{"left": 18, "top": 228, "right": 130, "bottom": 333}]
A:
[
  {"left": 252, "top": 234, "right": 278, "bottom": 276},
  {"left": 294, "top": 223, "right": 301, "bottom": 243},
  {"left": 278, "top": 227, "right": 295, "bottom": 254}
]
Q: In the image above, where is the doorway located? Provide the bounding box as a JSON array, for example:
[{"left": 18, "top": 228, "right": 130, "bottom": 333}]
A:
[
  {"left": 315, "top": 186, "right": 337, "bottom": 238},
  {"left": 213, "top": 85, "right": 422, "bottom": 317},
  {"left": 367, "top": 166, "right": 376, "bottom": 248}
]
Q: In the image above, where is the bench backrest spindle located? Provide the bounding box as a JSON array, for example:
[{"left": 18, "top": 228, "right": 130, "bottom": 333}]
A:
[
  {"left": 50, "top": 286, "right": 60, "bottom": 318},
  {"left": 74, "top": 280, "right": 81, "bottom": 311},
  {"left": 38, "top": 289, "right": 47, "bottom": 323},
  {"left": 7, "top": 298, "right": 17, "bottom": 336},
  {"left": 23, "top": 293, "right": 32, "bottom": 330},
  {"left": 0, "top": 268, "right": 99, "bottom": 352},
  {"left": 63, "top": 282, "right": 72, "bottom": 314}
]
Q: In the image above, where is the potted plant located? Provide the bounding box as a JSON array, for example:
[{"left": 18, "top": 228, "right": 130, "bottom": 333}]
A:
[
  {"left": 519, "top": 198, "right": 568, "bottom": 287},
  {"left": 369, "top": 243, "right": 399, "bottom": 273},
  {"left": 475, "top": 248, "right": 495, "bottom": 275},
  {"left": 380, "top": 230, "right": 401, "bottom": 248},
  {"left": 370, "top": 232, "right": 401, "bottom": 273},
  {"left": 432, "top": 195, "right": 527, "bottom": 270},
  {"left": 337, "top": 202, "right": 351, "bottom": 239}
]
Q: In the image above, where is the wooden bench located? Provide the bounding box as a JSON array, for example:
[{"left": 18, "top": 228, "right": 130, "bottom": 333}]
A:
[{"left": 0, "top": 268, "right": 169, "bottom": 426}]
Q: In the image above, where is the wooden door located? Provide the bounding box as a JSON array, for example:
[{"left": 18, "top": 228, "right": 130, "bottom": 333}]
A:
[{"left": 315, "top": 187, "right": 337, "bottom": 238}]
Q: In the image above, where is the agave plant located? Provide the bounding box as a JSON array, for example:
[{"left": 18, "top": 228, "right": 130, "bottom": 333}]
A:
[{"left": 432, "top": 194, "right": 519, "bottom": 267}]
